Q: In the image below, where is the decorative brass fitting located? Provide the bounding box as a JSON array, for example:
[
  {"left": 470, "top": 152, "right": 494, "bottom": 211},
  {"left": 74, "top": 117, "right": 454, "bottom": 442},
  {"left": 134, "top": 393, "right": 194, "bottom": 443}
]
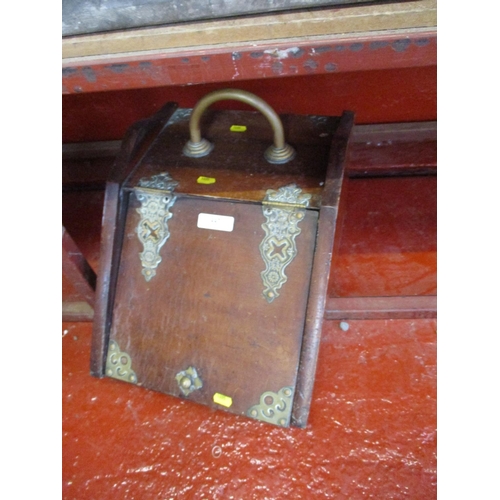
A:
[
  {"left": 175, "top": 366, "right": 203, "bottom": 396},
  {"left": 183, "top": 88, "right": 296, "bottom": 164}
]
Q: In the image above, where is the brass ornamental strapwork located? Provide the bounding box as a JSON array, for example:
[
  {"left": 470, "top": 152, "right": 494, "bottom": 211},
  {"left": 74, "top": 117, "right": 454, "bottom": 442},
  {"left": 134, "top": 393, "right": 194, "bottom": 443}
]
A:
[
  {"left": 259, "top": 184, "right": 311, "bottom": 303},
  {"left": 247, "top": 386, "right": 294, "bottom": 427},
  {"left": 134, "top": 173, "right": 178, "bottom": 281},
  {"left": 106, "top": 340, "right": 138, "bottom": 384}
]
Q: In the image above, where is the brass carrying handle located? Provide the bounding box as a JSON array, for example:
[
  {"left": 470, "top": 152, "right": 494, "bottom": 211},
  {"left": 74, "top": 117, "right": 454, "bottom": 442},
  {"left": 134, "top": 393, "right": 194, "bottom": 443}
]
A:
[{"left": 183, "top": 89, "right": 296, "bottom": 164}]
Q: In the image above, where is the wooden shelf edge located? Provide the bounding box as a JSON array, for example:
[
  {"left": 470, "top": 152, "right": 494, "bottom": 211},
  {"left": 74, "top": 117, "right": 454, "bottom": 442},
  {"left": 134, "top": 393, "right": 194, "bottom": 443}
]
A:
[
  {"left": 325, "top": 295, "right": 437, "bottom": 320},
  {"left": 62, "top": 28, "right": 436, "bottom": 94}
]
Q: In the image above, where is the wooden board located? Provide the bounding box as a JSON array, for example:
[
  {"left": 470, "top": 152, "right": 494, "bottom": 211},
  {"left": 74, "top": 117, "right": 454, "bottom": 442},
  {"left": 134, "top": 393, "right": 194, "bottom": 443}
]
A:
[{"left": 62, "top": 0, "right": 437, "bottom": 60}]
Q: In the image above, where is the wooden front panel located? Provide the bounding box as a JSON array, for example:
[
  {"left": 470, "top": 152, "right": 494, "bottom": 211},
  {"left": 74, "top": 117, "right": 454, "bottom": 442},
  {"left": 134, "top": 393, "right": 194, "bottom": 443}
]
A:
[{"left": 108, "top": 193, "right": 318, "bottom": 421}]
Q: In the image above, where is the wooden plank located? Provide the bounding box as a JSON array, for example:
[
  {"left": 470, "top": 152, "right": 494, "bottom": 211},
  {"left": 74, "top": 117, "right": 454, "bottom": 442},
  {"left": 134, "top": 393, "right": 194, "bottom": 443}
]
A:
[
  {"left": 62, "top": 226, "right": 96, "bottom": 307},
  {"left": 291, "top": 111, "right": 354, "bottom": 428},
  {"left": 348, "top": 140, "right": 437, "bottom": 177},
  {"left": 62, "top": 29, "right": 436, "bottom": 94},
  {"left": 325, "top": 295, "right": 437, "bottom": 319},
  {"left": 351, "top": 121, "right": 437, "bottom": 143},
  {"left": 62, "top": 140, "right": 121, "bottom": 160},
  {"left": 62, "top": 226, "right": 97, "bottom": 322},
  {"left": 62, "top": 302, "right": 94, "bottom": 322},
  {"left": 62, "top": 0, "right": 436, "bottom": 59}
]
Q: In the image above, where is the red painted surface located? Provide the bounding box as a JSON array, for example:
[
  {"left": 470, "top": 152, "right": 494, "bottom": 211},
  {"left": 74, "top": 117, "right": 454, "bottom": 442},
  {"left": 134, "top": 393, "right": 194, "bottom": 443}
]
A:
[
  {"left": 62, "top": 318, "right": 436, "bottom": 499},
  {"left": 329, "top": 176, "right": 437, "bottom": 297},
  {"left": 62, "top": 190, "right": 104, "bottom": 272},
  {"left": 62, "top": 65, "right": 437, "bottom": 143},
  {"left": 62, "top": 32, "right": 436, "bottom": 94},
  {"left": 349, "top": 140, "right": 437, "bottom": 175}
]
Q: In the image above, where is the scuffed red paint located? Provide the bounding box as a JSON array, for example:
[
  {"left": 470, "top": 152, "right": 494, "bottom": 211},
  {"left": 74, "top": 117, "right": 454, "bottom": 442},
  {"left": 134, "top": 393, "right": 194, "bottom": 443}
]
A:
[
  {"left": 63, "top": 319, "right": 436, "bottom": 499},
  {"left": 62, "top": 66, "right": 437, "bottom": 143},
  {"left": 62, "top": 33, "right": 436, "bottom": 94}
]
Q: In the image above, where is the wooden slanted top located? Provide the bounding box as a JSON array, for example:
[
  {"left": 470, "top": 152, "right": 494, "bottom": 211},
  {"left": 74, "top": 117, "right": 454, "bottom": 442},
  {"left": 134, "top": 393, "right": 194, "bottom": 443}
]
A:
[{"left": 123, "top": 108, "right": 341, "bottom": 208}]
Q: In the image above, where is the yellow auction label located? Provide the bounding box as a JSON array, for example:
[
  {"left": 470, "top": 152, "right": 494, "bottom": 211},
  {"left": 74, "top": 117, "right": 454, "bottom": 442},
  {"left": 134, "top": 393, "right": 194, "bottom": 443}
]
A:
[
  {"left": 230, "top": 125, "right": 247, "bottom": 132},
  {"left": 213, "top": 392, "right": 233, "bottom": 408},
  {"left": 197, "top": 176, "right": 216, "bottom": 185}
]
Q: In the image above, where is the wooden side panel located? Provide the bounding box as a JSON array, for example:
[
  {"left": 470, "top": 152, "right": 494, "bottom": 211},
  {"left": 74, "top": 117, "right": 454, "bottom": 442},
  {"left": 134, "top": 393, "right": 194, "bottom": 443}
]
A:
[
  {"left": 292, "top": 111, "right": 354, "bottom": 427},
  {"left": 90, "top": 182, "right": 121, "bottom": 377}
]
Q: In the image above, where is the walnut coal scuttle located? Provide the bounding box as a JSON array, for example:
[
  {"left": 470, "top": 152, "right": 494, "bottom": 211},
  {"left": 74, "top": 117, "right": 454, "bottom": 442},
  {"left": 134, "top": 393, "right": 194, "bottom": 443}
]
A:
[{"left": 90, "top": 89, "right": 353, "bottom": 428}]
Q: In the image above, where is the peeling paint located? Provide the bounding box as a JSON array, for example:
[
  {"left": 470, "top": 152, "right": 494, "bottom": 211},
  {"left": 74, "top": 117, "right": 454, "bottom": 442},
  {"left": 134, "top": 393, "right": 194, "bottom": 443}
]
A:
[
  {"left": 82, "top": 66, "right": 96, "bottom": 83},
  {"left": 250, "top": 51, "right": 264, "bottom": 59},
  {"left": 414, "top": 38, "right": 430, "bottom": 47},
  {"left": 271, "top": 61, "right": 283, "bottom": 74},
  {"left": 290, "top": 48, "right": 305, "bottom": 58},
  {"left": 62, "top": 67, "right": 78, "bottom": 78},
  {"left": 392, "top": 39, "right": 411, "bottom": 52},
  {"left": 303, "top": 59, "right": 318, "bottom": 71},
  {"left": 107, "top": 63, "right": 129, "bottom": 73},
  {"left": 264, "top": 47, "right": 303, "bottom": 59},
  {"left": 370, "top": 41, "right": 390, "bottom": 50},
  {"left": 314, "top": 45, "right": 333, "bottom": 53},
  {"left": 349, "top": 43, "right": 364, "bottom": 52},
  {"left": 232, "top": 52, "right": 242, "bottom": 60},
  {"left": 231, "top": 57, "right": 240, "bottom": 79}
]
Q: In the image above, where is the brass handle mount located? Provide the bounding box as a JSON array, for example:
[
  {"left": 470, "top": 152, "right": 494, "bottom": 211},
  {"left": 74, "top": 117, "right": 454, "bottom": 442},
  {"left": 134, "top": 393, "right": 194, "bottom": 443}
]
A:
[{"left": 183, "top": 89, "right": 296, "bottom": 164}]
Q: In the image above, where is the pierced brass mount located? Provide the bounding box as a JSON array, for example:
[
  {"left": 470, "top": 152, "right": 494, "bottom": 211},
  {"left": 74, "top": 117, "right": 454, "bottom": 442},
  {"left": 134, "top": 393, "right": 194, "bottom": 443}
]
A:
[
  {"left": 259, "top": 184, "right": 311, "bottom": 302},
  {"left": 106, "top": 340, "right": 138, "bottom": 384},
  {"left": 134, "top": 172, "right": 178, "bottom": 281},
  {"left": 247, "top": 386, "right": 294, "bottom": 427}
]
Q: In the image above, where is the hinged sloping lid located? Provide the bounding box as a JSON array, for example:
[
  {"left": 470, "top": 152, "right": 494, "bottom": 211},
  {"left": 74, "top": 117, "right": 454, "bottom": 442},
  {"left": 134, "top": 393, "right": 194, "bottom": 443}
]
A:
[{"left": 124, "top": 108, "right": 339, "bottom": 209}]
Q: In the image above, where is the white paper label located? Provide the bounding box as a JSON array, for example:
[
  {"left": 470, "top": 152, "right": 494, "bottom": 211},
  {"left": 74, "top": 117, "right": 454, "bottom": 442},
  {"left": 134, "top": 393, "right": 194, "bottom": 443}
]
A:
[{"left": 197, "top": 213, "right": 234, "bottom": 232}]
